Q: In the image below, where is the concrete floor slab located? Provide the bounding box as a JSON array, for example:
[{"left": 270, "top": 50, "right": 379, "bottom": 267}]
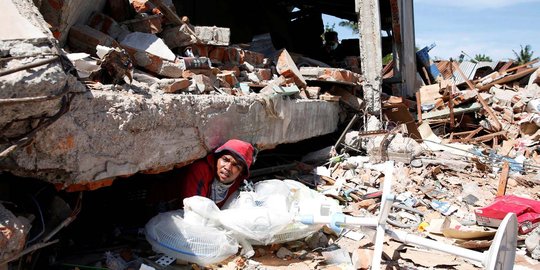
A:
[{"left": 2, "top": 89, "right": 340, "bottom": 188}]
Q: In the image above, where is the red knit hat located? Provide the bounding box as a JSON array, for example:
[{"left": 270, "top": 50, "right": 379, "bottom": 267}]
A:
[{"left": 214, "top": 139, "right": 254, "bottom": 174}]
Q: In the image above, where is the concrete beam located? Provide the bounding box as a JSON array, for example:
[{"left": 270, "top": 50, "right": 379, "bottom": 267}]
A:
[
  {"left": 1, "top": 91, "right": 339, "bottom": 188},
  {"left": 356, "top": 0, "right": 383, "bottom": 114},
  {"left": 398, "top": 0, "right": 417, "bottom": 97}
]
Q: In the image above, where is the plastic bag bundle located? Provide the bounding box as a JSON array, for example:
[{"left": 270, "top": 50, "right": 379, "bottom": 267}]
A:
[
  {"left": 144, "top": 180, "right": 341, "bottom": 265},
  {"left": 222, "top": 179, "right": 340, "bottom": 245},
  {"left": 144, "top": 210, "right": 238, "bottom": 266}
]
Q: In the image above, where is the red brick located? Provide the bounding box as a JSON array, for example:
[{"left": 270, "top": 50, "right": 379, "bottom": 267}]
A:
[
  {"left": 88, "top": 13, "right": 128, "bottom": 40},
  {"left": 161, "top": 78, "right": 191, "bottom": 93},
  {"left": 209, "top": 46, "right": 226, "bottom": 65},
  {"left": 217, "top": 71, "right": 238, "bottom": 87},
  {"left": 242, "top": 50, "right": 265, "bottom": 66},
  {"left": 276, "top": 49, "right": 307, "bottom": 88},
  {"left": 300, "top": 67, "right": 362, "bottom": 85},
  {"left": 255, "top": 68, "right": 272, "bottom": 81}
]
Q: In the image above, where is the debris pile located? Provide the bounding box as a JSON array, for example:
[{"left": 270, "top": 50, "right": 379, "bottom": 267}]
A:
[{"left": 55, "top": 0, "right": 364, "bottom": 104}]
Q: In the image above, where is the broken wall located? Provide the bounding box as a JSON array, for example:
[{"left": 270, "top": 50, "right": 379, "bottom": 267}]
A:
[{"left": 39, "top": 0, "right": 107, "bottom": 45}]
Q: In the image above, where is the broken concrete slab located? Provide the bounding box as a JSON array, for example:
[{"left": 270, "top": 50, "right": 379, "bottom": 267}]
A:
[
  {"left": 39, "top": 0, "right": 107, "bottom": 44},
  {"left": 300, "top": 67, "right": 363, "bottom": 85},
  {"left": 120, "top": 32, "right": 184, "bottom": 77},
  {"left": 194, "top": 26, "right": 230, "bottom": 46},
  {"left": 0, "top": 0, "right": 86, "bottom": 168},
  {"left": 160, "top": 24, "right": 197, "bottom": 49},
  {"left": 0, "top": 92, "right": 339, "bottom": 188},
  {"left": 1, "top": 0, "right": 48, "bottom": 40},
  {"left": 68, "top": 24, "right": 120, "bottom": 56},
  {"left": 328, "top": 86, "right": 364, "bottom": 111},
  {"left": 121, "top": 32, "right": 175, "bottom": 61}
]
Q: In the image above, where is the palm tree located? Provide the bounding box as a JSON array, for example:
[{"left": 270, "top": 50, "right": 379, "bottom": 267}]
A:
[
  {"left": 513, "top": 45, "right": 539, "bottom": 65},
  {"left": 474, "top": 54, "right": 492, "bottom": 62}
]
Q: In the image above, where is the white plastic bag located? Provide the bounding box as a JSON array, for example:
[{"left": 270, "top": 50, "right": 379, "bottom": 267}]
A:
[{"left": 144, "top": 209, "right": 238, "bottom": 266}]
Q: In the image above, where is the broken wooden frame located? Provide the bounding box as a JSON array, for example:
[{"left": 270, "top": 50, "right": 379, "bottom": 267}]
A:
[{"left": 295, "top": 161, "right": 518, "bottom": 270}]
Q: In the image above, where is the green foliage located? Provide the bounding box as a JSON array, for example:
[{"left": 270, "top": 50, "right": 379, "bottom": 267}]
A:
[
  {"left": 338, "top": 20, "right": 358, "bottom": 34},
  {"left": 382, "top": 53, "right": 393, "bottom": 65},
  {"left": 513, "top": 44, "right": 539, "bottom": 65},
  {"left": 474, "top": 54, "right": 492, "bottom": 62}
]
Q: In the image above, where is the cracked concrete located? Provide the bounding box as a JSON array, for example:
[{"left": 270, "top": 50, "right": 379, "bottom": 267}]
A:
[
  {"left": 2, "top": 88, "right": 340, "bottom": 187},
  {"left": 0, "top": 0, "right": 341, "bottom": 189}
]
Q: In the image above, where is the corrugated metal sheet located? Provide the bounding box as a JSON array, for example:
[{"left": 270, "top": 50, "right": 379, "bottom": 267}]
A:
[{"left": 453, "top": 61, "right": 498, "bottom": 84}]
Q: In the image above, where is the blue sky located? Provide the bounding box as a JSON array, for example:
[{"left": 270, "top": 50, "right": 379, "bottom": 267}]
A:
[{"left": 323, "top": 0, "right": 540, "bottom": 61}]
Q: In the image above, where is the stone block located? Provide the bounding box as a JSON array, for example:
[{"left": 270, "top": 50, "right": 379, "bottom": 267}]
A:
[
  {"left": 181, "top": 69, "right": 215, "bottom": 79},
  {"left": 224, "top": 47, "right": 242, "bottom": 65},
  {"left": 88, "top": 12, "right": 130, "bottom": 40},
  {"left": 129, "top": 0, "right": 156, "bottom": 14},
  {"left": 68, "top": 24, "right": 119, "bottom": 56},
  {"left": 194, "top": 26, "right": 230, "bottom": 46},
  {"left": 276, "top": 49, "right": 307, "bottom": 88}
]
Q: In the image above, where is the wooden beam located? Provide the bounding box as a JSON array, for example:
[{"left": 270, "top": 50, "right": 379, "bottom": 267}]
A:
[
  {"left": 497, "top": 161, "right": 510, "bottom": 196},
  {"left": 477, "top": 94, "right": 502, "bottom": 131},
  {"left": 448, "top": 85, "right": 455, "bottom": 128},
  {"left": 416, "top": 91, "right": 422, "bottom": 124}
]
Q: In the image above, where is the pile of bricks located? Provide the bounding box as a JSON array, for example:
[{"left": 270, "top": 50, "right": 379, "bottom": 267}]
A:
[{"left": 47, "top": 0, "right": 364, "bottom": 104}]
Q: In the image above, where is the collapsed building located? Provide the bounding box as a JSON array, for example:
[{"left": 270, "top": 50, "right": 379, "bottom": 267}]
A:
[
  {"left": 2, "top": 0, "right": 540, "bottom": 269},
  {"left": 0, "top": 0, "right": 416, "bottom": 189}
]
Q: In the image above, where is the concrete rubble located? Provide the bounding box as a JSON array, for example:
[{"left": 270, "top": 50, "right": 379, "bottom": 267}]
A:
[
  {"left": 0, "top": 0, "right": 357, "bottom": 189},
  {"left": 1, "top": 0, "right": 540, "bottom": 269}
]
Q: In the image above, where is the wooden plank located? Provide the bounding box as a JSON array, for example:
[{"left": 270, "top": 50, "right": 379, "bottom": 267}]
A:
[
  {"left": 416, "top": 91, "right": 422, "bottom": 124},
  {"left": 472, "top": 131, "right": 507, "bottom": 143},
  {"left": 497, "top": 162, "right": 510, "bottom": 196},
  {"left": 479, "top": 67, "right": 538, "bottom": 91},
  {"left": 421, "top": 102, "right": 481, "bottom": 120},
  {"left": 477, "top": 95, "right": 502, "bottom": 131},
  {"left": 448, "top": 85, "right": 455, "bottom": 128}
]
